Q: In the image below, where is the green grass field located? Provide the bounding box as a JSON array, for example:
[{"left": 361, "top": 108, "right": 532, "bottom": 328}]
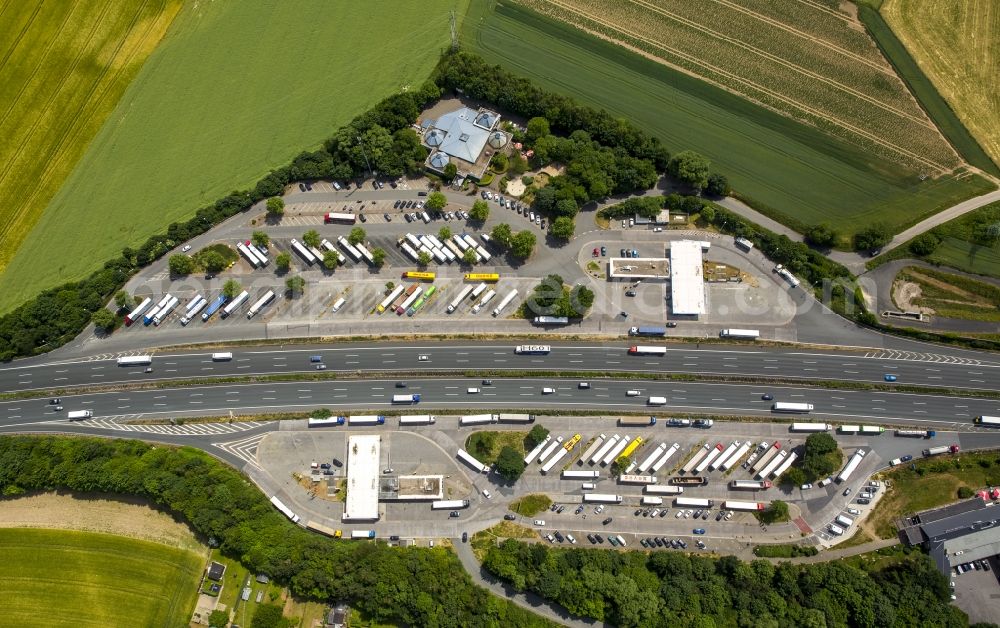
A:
[
  {"left": 0, "top": 528, "right": 203, "bottom": 628},
  {"left": 461, "top": 3, "right": 993, "bottom": 240},
  {"left": 0, "top": 0, "right": 468, "bottom": 312},
  {"left": 0, "top": 0, "right": 182, "bottom": 284}
]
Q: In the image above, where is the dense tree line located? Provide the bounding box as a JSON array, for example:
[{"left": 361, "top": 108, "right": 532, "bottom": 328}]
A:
[
  {"left": 483, "top": 538, "right": 972, "bottom": 627},
  {"left": 0, "top": 435, "right": 550, "bottom": 628},
  {"left": 434, "top": 52, "right": 671, "bottom": 171},
  {"left": 0, "top": 82, "right": 440, "bottom": 362}
]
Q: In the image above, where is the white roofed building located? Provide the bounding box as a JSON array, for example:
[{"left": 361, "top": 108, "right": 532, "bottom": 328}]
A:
[
  {"left": 669, "top": 240, "right": 709, "bottom": 317},
  {"left": 343, "top": 435, "right": 381, "bottom": 521},
  {"left": 421, "top": 106, "right": 507, "bottom": 180}
]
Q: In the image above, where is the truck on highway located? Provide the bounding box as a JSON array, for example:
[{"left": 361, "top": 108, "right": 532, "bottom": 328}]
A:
[
  {"left": 582, "top": 494, "right": 623, "bottom": 504},
  {"left": 730, "top": 480, "right": 772, "bottom": 490},
  {"left": 647, "top": 396, "right": 667, "bottom": 406},
  {"left": 432, "top": 500, "right": 470, "bottom": 509},
  {"left": 201, "top": 294, "right": 228, "bottom": 321},
  {"left": 67, "top": 410, "right": 93, "bottom": 420},
  {"left": 117, "top": 355, "right": 153, "bottom": 366},
  {"left": 619, "top": 416, "right": 656, "bottom": 427},
  {"left": 392, "top": 394, "right": 421, "bottom": 404},
  {"left": 895, "top": 429, "right": 936, "bottom": 438},
  {"left": 211, "top": 352, "right": 233, "bottom": 361},
  {"left": 349, "top": 415, "right": 386, "bottom": 426},
  {"left": 629, "top": 326, "right": 667, "bottom": 337},
  {"left": 629, "top": 345, "right": 667, "bottom": 356},
  {"left": 515, "top": 345, "right": 550, "bottom": 355},
  {"left": 399, "top": 415, "right": 435, "bottom": 426},
  {"left": 923, "top": 444, "right": 960, "bottom": 457},
  {"left": 774, "top": 403, "right": 815, "bottom": 413},
  {"left": 974, "top": 416, "right": 1000, "bottom": 427}
]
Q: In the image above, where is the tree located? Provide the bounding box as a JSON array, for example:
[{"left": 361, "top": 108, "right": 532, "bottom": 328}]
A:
[
  {"left": 508, "top": 152, "right": 528, "bottom": 176},
  {"left": 705, "top": 173, "right": 730, "bottom": 197},
  {"left": 801, "top": 432, "right": 841, "bottom": 481},
  {"left": 114, "top": 290, "right": 132, "bottom": 311},
  {"left": 384, "top": 281, "right": 395, "bottom": 293},
  {"left": 222, "top": 279, "right": 242, "bottom": 299},
  {"left": 491, "top": 223, "right": 513, "bottom": 246},
  {"left": 909, "top": 231, "right": 941, "bottom": 256},
  {"left": 554, "top": 198, "right": 579, "bottom": 218},
  {"left": 532, "top": 187, "right": 557, "bottom": 214},
  {"left": 207, "top": 609, "right": 230, "bottom": 628},
  {"left": 348, "top": 226, "right": 366, "bottom": 246},
  {"left": 323, "top": 249, "right": 340, "bottom": 270},
  {"left": 496, "top": 446, "right": 526, "bottom": 482},
  {"left": 611, "top": 455, "right": 632, "bottom": 477},
  {"left": 667, "top": 150, "right": 711, "bottom": 190},
  {"left": 491, "top": 152, "right": 509, "bottom": 172},
  {"left": 201, "top": 251, "right": 227, "bottom": 274},
  {"left": 438, "top": 226, "right": 452, "bottom": 242},
  {"left": 417, "top": 251, "right": 432, "bottom": 267},
  {"left": 302, "top": 229, "right": 321, "bottom": 248},
  {"left": 853, "top": 223, "right": 891, "bottom": 252},
  {"left": 443, "top": 162, "right": 458, "bottom": 181},
  {"left": 250, "top": 603, "right": 286, "bottom": 628},
  {"left": 526, "top": 117, "right": 550, "bottom": 143},
  {"left": 168, "top": 254, "right": 194, "bottom": 275},
  {"left": 510, "top": 230, "right": 536, "bottom": 259},
  {"left": 470, "top": 199, "right": 490, "bottom": 222},
  {"left": 759, "top": 500, "right": 789, "bottom": 524},
  {"left": 463, "top": 248, "right": 478, "bottom": 266},
  {"left": 371, "top": 247, "right": 386, "bottom": 267},
  {"left": 91, "top": 308, "right": 116, "bottom": 332},
  {"left": 549, "top": 216, "right": 575, "bottom": 240},
  {"left": 525, "top": 424, "right": 550, "bottom": 449},
  {"left": 275, "top": 252, "right": 291, "bottom": 272},
  {"left": 266, "top": 197, "right": 285, "bottom": 216},
  {"left": 985, "top": 221, "right": 1000, "bottom": 245},
  {"left": 699, "top": 204, "right": 717, "bottom": 224},
  {"left": 285, "top": 275, "right": 305, "bottom": 296},
  {"left": 572, "top": 285, "right": 595, "bottom": 310},
  {"left": 425, "top": 191, "right": 447, "bottom": 211},
  {"left": 251, "top": 231, "right": 270, "bottom": 248},
  {"left": 804, "top": 223, "right": 838, "bottom": 248}
]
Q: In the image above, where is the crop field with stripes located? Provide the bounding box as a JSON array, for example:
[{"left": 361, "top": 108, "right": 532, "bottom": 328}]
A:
[
  {"left": 517, "top": 0, "right": 960, "bottom": 175},
  {"left": 0, "top": 0, "right": 182, "bottom": 287},
  {"left": 462, "top": 2, "right": 992, "bottom": 241},
  {"left": 881, "top": 0, "right": 1000, "bottom": 171}
]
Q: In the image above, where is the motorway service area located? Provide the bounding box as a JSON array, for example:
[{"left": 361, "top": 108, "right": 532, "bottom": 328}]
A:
[
  {"left": 249, "top": 412, "right": 968, "bottom": 552},
  {"left": 107, "top": 184, "right": 801, "bottom": 347}
]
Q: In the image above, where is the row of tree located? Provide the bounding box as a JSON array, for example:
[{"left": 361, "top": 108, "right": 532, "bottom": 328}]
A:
[
  {"left": 0, "top": 82, "right": 443, "bottom": 361},
  {"left": 0, "top": 435, "right": 550, "bottom": 627},
  {"left": 482, "top": 538, "right": 970, "bottom": 627}
]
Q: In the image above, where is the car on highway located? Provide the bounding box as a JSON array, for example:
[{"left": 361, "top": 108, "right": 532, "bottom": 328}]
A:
[
  {"left": 50, "top": 398, "right": 61, "bottom": 405},
  {"left": 315, "top": 364, "right": 327, "bottom": 370},
  {"left": 482, "top": 379, "right": 493, "bottom": 386},
  {"left": 693, "top": 528, "right": 705, "bottom": 535},
  {"left": 541, "top": 387, "right": 555, "bottom": 394},
  {"left": 396, "top": 381, "right": 407, "bottom": 388},
  {"left": 310, "top": 355, "right": 323, "bottom": 363},
  {"left": 534, "top": 519, "right": 545, "bottom": 526},
  {"left": 418, "top": 355, "right": 428, "bottom": 361},
  {"left": 761, "top": 393, "right": 773, "bottom": 401},
  {"left": 578, "top": 382, "right": 590, "bottom": 389},
  {"left": 144, "top": 367, "right": 153, "bottom": 373},
  {"left": 884, "top": 374, "right": 897, "bottom": 382},
  {"left": 467, "top": 387, "right": 481, "bottom": 394},
  {"left": 504, "top": 513, "right": 516, "bottom": 521},
  {"left": 602, "top": 517, "right": 613, "bottom": 525},
  {"left": 52, "top": 405, "right": 63, "bottom": 411}
]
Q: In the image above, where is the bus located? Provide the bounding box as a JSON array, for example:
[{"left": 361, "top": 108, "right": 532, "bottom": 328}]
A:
[
  {"left": 773, "top": 402, "right": 814, "bottom": 413},
  {"left": 324, "top": 212, "right": 357, "bottom": 224},
  {"left": 403, "top": 271, "right": 435, "bottom": 280},
  {"left": 974, "top": 416, "right": 1000, "bottom": 427},
  {"left": 465, "top": 273, "right": 500, "bottom": 281},
  {"left": 117, "top": 355, "right": 152, "bottom": 366},
  {"left": 629, "top": 346, "right": 667, "bottom": 356}
]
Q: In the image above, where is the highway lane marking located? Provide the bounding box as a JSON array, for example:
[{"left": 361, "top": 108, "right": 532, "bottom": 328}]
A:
[
  {"left": 55, "top": 369, "right": 67, "bottom": 373},
  {"left": 54, "top": 377, "right": 67, "bottom": 381},
  {"left": 190, "top": 393, "right": 203, "bottom": 397}
]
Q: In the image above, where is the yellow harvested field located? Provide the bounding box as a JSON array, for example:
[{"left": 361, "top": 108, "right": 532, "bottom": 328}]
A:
[
  {"left": 517, "top": 0, "right": 960, "bottom": 174},
  {"left": 881, "top": 0, "right": 1000, "bottom": 168},
  {"left": 0, "top": 0, "right": 182, "bottom": 275}
]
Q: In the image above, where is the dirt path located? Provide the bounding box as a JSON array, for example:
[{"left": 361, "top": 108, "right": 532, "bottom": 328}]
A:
[{"left": 0, "top": 492, "right": 206, "bottom": 554}]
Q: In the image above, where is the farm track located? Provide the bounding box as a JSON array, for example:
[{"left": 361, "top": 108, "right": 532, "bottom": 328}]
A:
[
  {"left": 631, "top": 0, "right": 932, "bottom": 128},
  {"left": 795, "top": 0, "right": 849, "bottom": 23},
  {"left": 537, "top": 0, "right": 952, "bottom": 174},
  {"left": 705, "top": 0, "right": 890, "bottom": 75}
]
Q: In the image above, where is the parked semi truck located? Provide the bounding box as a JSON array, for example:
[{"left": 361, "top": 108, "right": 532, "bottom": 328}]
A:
[
  {"left": 895, "top": 429, "right": 936, "bottom": 438},
  {"left": 923, "top": 444, "right": 960, "bottom": 457},
  {"left": 629, "top": 326, "right": 667, "bottom": 336},
  {"left": 619, "top": 416, "right": 656, "bottom": 427},
  {"left": 349, "top": 415, "right": 386, "bottom": 426}
]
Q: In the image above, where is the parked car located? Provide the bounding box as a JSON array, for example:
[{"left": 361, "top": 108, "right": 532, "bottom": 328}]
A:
[
  {"left": 693, "top": 528, "right": 706, "bottom": 535},
  {"left": 462, "top": 532, "right": 468, "bottom": 543},
  {"left": 449, "top": 511, "right": 461, "bottom": 518},
  {"left": 601, "top": 246, "right": 606, "bottom": 256},
  {"left": 534, "top": 519, "right": 545, "bottom": 526},
  {"left": 625, "top": 290, "right": 636, "bottom": 297},
  {"left": 602, "top": 516, "right": 613, "bottom": 525},
  {"left": 801, "top": 483, "right": 813, "bottom": 490},
  {"left": 575, "top": 505, "right": 584, "bottom": 515},
  {"left": 842, "top": 487, "right": 852, "bottom": 497},
  {"left": 554, "top": 531, "right": 565, "bottom": 543},
  {"left": 482, "top": 489, "right": 492, "bottom": 499},
  {"left": 504, "top": 513, "right": 516, "bottom": 521},
  {"left": 587, "top": 533, "right": 597, "bottom": 544}
]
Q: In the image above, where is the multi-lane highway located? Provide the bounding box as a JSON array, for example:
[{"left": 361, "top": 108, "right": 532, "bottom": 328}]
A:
[
  {"left": 5, "top": 377, "right": 1000, "bottom": 432},
  {"left": 3, "top": 342, "right": 999, "bottom": 395}
]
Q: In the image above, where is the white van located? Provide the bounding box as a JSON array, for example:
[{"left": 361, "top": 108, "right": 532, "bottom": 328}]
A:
[
  {"left": 421, "top": 211, "right": 431, "bottom": 224},
  {"left": 211, "top": 352, "right": 233, "bottom": 361},
  {"left": 818, "top": 477, "right": 834, "bottom": 487},
  {"left": 615, "top": 535, "right": 627, "bottom": 546},
  {"left": 626, "top": 390, "right": 641, "bottom": 397},
  {"left": 581, "top": 482, "right": 596, "bottom": 490},
  {"left": 331, "top": 297, "right": 346, "bottom": 313},
  {"left": 566, "top": 533, "right": 577, "bottom": 544},
  {"left": 467, "top": 387, "right": 481, "bottom": 394},
  {"left": 541, "top": 388, "right": 555, "bottom": 395},
  {"left": 828, "top": 524, "right": 845, "bottom": 536},
  {"left": 835, "top": 514, "right": 854, "bottom": 528}
]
